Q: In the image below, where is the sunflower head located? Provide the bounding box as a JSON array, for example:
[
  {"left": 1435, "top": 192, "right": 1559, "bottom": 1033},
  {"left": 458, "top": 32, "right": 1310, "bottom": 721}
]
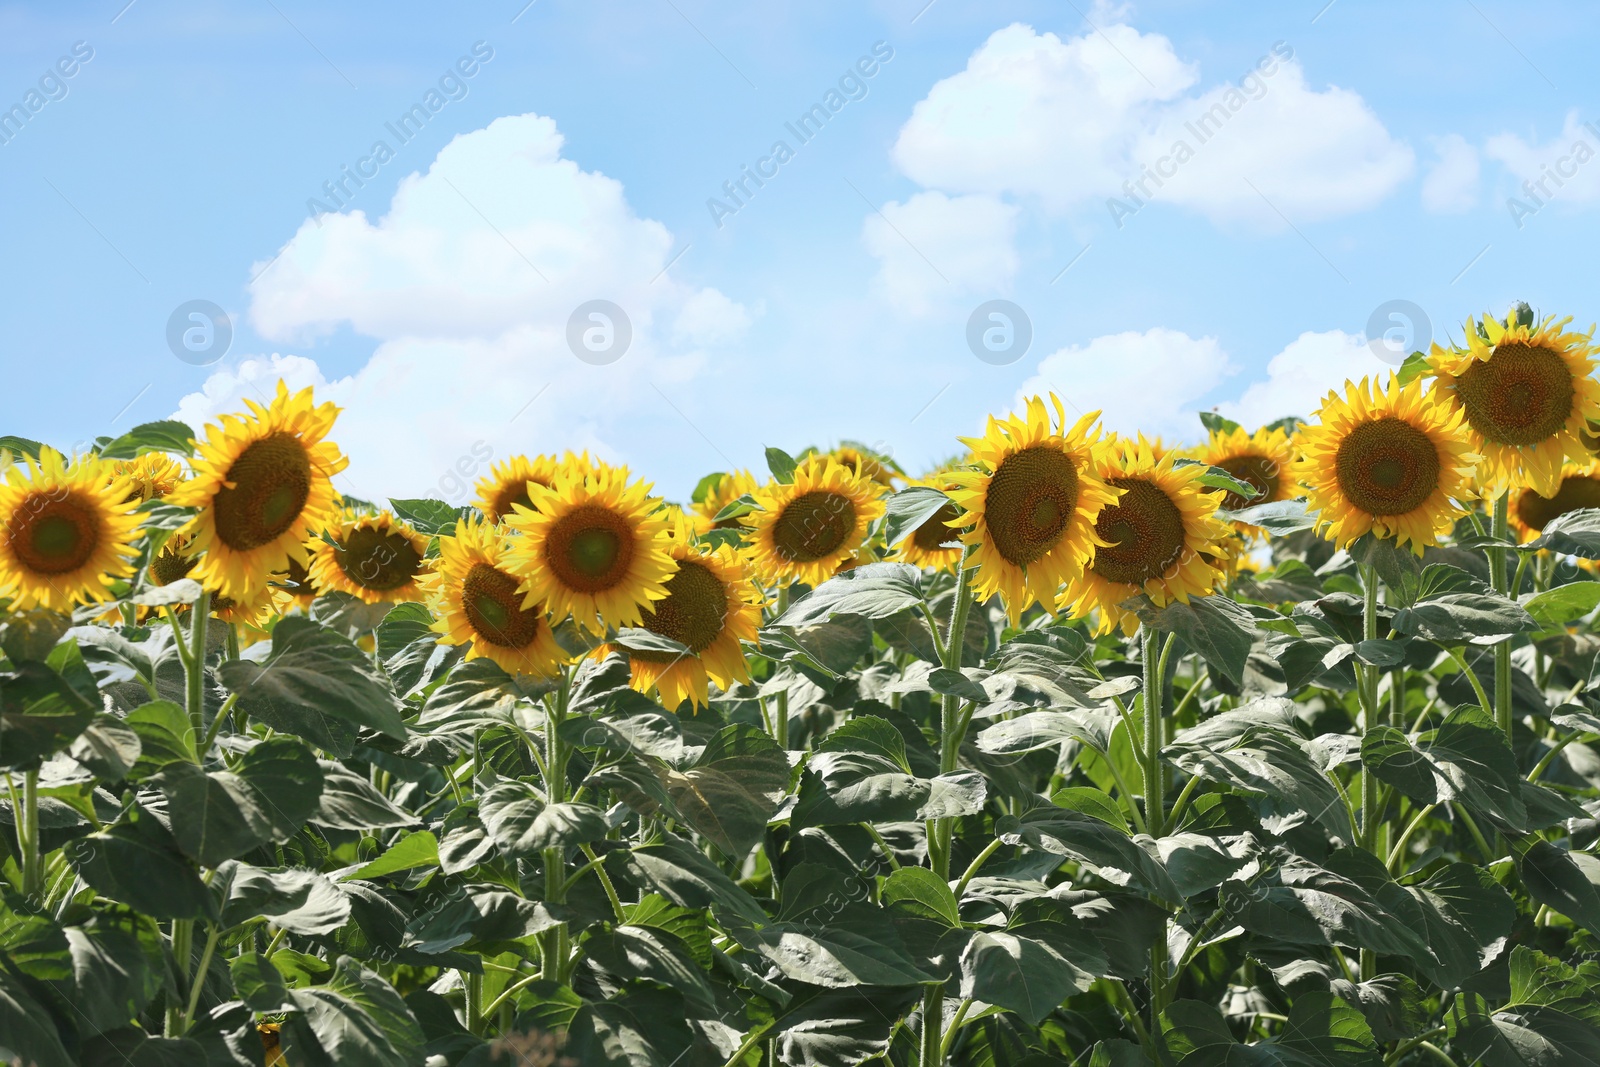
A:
[
  {"left": 0, "top": 449, "right": 143, "bottom": 611},
  {"left": 1509, "top": 460, "right": 1600, "bottom": 541},
  {"left": 741, "top": 456, "right": 886, "bottom": 588},
  {"left": 1297, "top": 374, "right": 1476, "bottom": 553},
  {"left": 306, "top": 510, "right": 430, "bottom": 604},
  {"left": 691, "top": 469, "right": 759, "bottom": 529},
  {"left": 504, "top": 465, "right": 677, "bottom": 632},
  {"left": 946, "top": 395, "right": 1118, "bottom": 626},
  {"left": 1426, "top": 310, "right": 1600, "bottom": 496},
  {"left": 597, "top": 513, "right": 763, "bottom": 709},
  {"left": 891, "top": 477, "right": 966, "bottom": 572},
  {"left": 420, "top": 514, "right": 566, "bottom": 677},
  {"left": 825, "top": 444, "right": 900, "bottom": 488},
  {"left": 167, "top": 383, "right": 348, "bottom": 599},
  {"left": 111, "top": 452, "right": 185, "bottom": 504},
  {"left": 1060, "top": 436, "right": 1231, "bottom": 636},
  {"left": 1200, "top": 425, "right": 1295, "bottom": 514},
  {"left": 474, "top": 453, "right": 589, "bottom": 524}
]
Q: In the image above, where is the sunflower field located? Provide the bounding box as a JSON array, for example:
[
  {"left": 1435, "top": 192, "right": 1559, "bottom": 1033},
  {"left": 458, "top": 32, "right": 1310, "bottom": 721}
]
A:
[{"left": 5, "top": 303, "right": 1600, "bottom": 1067}]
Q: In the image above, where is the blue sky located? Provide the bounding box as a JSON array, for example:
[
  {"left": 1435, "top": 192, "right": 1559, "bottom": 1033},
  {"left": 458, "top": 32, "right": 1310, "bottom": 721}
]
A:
[{"left": 2, "top": 0, "right": 1598, "bottom": 503}]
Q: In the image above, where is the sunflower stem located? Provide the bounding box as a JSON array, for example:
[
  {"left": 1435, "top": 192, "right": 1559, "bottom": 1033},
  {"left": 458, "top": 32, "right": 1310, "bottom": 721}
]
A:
[
  {"left": 1141, "top": 624, "right": 1167, "bottom": 1032},
  {"left": 774, "top": 584, "right": 790, "bottom": 751},
  {"left": 931, "top": 556, "right": 975, "bottom": 882},
  {"left": 17, "top": 771, "right": 41, "bottom": 903},
  {"left": 1357, "top": 562, "right": 1382, "bottom": 982},
  {"left": 920, "top": 985, "right": 945, "bottom": 1067},
  {"left": 1489, "top": 492, "right": 1514, "bottom": 739},
  {"left": 186, "top": 591, "right": 210, "bottom": 740}
]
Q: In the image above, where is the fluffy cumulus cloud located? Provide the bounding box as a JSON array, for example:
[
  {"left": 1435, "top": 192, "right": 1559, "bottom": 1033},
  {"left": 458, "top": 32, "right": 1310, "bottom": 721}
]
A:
[
  {"left": 863, "top": 192, "right": 1020, "bottom": 315},
  {"left": 889, "top": 22, "right": 1411, "bottom": 228},
  {"left": 1013, "top": 327, "right": 1381, "bottom": 442},
  {"left": 1485, "top": 111, "right": 1600, "bottom": 210},
  {"left": 177, "top": 113, "right": 751, "bottom": 502},
  {"left": 1421, "top": 134, "right": 1480, "bottom": 213}
]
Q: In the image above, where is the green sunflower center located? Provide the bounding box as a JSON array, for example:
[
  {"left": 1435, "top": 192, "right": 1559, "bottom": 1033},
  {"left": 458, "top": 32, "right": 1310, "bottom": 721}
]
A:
[
  {"left": 1333, "top": 416, "right": 1440, "bottom": 516},
  {"left": 461, "top": 562, "right": 544, "bottom": 649},
  {"left": 632, "top": 559, "right": 730, "bottom": 662},
  {"left": 213, "top": 432, "right": 314, "bottom": 552},
  {"left": 771, "top": 491, "right": 857, "bottom": 562},
  {"left": 335, "top": 526, "right": 424, "bottom": 591},
  {"left": 912, "top": 503, "right": 962, "bottom": 552},
  {"left": 1090, "top": 478, "right": 1187, "bottom": 585},
  {"left": 1514, "top": 474, "right": 1600, "bottom": 533},
  {"left": 1216, "top": 452, "right": 1280, "bottom": 511},
  {"left": 9, "top": 493, "right": 100, "bottom": 576},
  {"left": 984, "top": 445, "right": 1080, "bottom": 566},
  {"left": 1455, "top": 342, "right": 1575, "bottom": 446},
  {"left": 545, "top": 504, "right": 635, "bottom": 593}
]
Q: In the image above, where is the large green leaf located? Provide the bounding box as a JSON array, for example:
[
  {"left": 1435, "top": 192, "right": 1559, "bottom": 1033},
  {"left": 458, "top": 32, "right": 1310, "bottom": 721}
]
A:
[
  {"left": 0, "top": 651, "right": 98, "bottom": 770},
  {"left": 218, "top": 616, "right": 407, "bottom": 750},
  {"left": 1162, "top": 990, "right": 1382, "bottom": 1065},
  {"left": 1390, "top": 592, "right": 1537, "bottom": 642},
  {"left": 477, "top": 781, "right": 608, "bottom": 857},
  {"left": 1360, "top": 705, "right": 1526, "bottom": 829},
  {"left": 1134, "top": 594, "right": 1259, "bottom": 687},
  {"left": 884, "top": 486, "right": 957, "bottom": 547},
  {"left": 311, "top": 762, "right": 419, "bottom": 830},
  {"left": 958, "top": 919, "right": 1106, "bottom": 1024},
  {"left": 152, "top": 738, "right": 323, "bottom": 866},
  {"left": 280, "top": 957, "right": 425, "bottom": 1067},
  {"left": 124, "top": 700, "right": 197, "bottom": 778},
  {"left": 1165, "top": 722, "right": 1352, "bottom": 839},
  {"left": 731, "top": 902, "right": 936, "bottom": 987},
  {"left": 0, "top": 969, "right": 73, "bottom": 1067},
  {"left": 1518, "top": 842, "right": 1600, "bottom": 936},
  {"left": 219, "top": 864, "right": 352, "bottom": 936},
  {"left": 1525, "top": 508, "right": 1600, "bottom": 558},
  {"left": 66, "top": 806, "right": 213, "bottom": 920},
  {"left": 999, "top": 807, "right": 1182, "bottom": 903},
  {"left": 65, "top": 921, "right": 161, "bottom": 1034},
  {"left": 774, "top": 564, "right": 925, "bottom": 627}
]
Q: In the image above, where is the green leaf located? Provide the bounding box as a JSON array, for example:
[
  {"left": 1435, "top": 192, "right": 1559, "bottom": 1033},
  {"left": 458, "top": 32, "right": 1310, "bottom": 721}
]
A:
[
  {"left": 67, "top": 805, "right": 214, "bottom": 920},
  {"left": 1165, "top": 722, "right": 1352, "bottom": 839},
  {"left": 1171, "top": 459, "right": 1261, "bottom": 501},
  {"left": 1198, "top": 411, "right": 1242, "bottom": 437},
  {"left": 1134, "top": 594, "right": 1258, "bottom": 687},
  {"left": 610, "top": 838, "right": 770, "bottom": 928},
  {"left": 1522, "top": 581, "right": 1600, "bottom": 629},
  {"left": 584, "top": 925, "right": 718, "bottom": 1015},
  {"left": 67, "top": 713, "right": 142, "bottom": 780},
  {"left": 1518, "top": 842, "right": 1600, "bottom": 936},
  {"left": 153, "top": 738, "right": 324, "bottom": 866},
  {"left": 611, "top": 628, "right": 691, "bottom": 657},
  {"left": 1163, "top": 990, "right": 1381, "bottom": 1066},
  {"left": 1000, "top": 807, "right": 1182, "bottom": 903},
  {"left": 0, "top": 435, "right": 46, "bottom": 462},
  {"left": 231, "top": 952, "right": 294, "bottom": 1013},
  {"left": 97, "top": 420, "right": 196, "bottom": 459},
  {"left": 1447, "top": 991, "right": 1600, "bottom": 1066},
  {"left": 344, "top": 831, "right": 439, "bottom": 882},
  {"left": 0, "top": 969, "right": 73, "bottom": 1067},
  {"left": 1360, "top": 705, "right": 1526, "bottom": 829},
  {"left": 124, "top": 700, "right": 198, "bottom": 777},
  {"left": 710, "top": 493, "right": 758, "bottom": 524},
  {"left": 312, "top": 762, "right": 420, "bottom": 830},
  {"left": 219, "top": 616, "right": 407, "bottom": 749},
  {"left": 652, "top": 723, "right": 788, "bottom": 856},
  {"left": 959, "top": 923, "right": 1103, "bottom": 1024},
  {"left": 220, "top": 864, "right": 352, "bottom": 936},
  {"left": 1391, "top": 592, "right": 1537, "bottom": 642},
  {"left": 478, "top": 781, "right": 608, "bottom": 857},
  {"left": 1216, "top": 498, "right": 1317, "bottom": 534},
  {"left": 732, "top": 903, "right": 936, "bottom": 987},
  {"left": 1526, "top": 507, "right": 1600, "bottom": 559},
  {"left": 765, "top": 446, "right": 797, "bottom": 483},
  {"left": 0, "top": 656, "right": 98, "bottom": 770},
  {"left": 884, "top": 486, "right": 957, "bottom": 547},
  {"left": 882, "top": 867, "right": 961, "bottom": 927},
  {"left": 66, "top": 921, "right": 160, "bottom": 1035},
  {"left": 388, "top": 498, "right": 472, "bottom": 536},
  {"left": 281, "top": 957, "right": 425, "bottom": 1067},
  {"left": 775, "top": 563, "right": 925, "bottom": 627}
]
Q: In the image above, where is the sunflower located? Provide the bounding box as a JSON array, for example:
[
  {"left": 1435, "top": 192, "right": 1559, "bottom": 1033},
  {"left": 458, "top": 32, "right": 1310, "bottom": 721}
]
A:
[
  {"left": 474, "top": 453, "right": 589, "bottom": 524},
  {"left": 946, "top": 395, "right": 1118, "bottom": 626},
  {"left": 1509, "top": 460, "right": 1600, "bottom": 541},
  {"left": 306, "top": 511, "right": 429, "bottom": 604},
  {"left": 111, "top": 452, "right": 185, "bottom": 504},
  {"left": 741, "top": 456, "right": 885, "bottom": 587},
  {"left": 1060, "top": 436, "right": 1231, "bottom": 636},
  {"left": 210, "top": 582, "right": 278, "bottom": 631},
  {"left": 0, "top": 449, "right": 142, "bottom": 611},
  {"left": 691, "top": 469, "right": 759, "bottom": 529},
  {"left": 1426, "top": 311, "right": 1600, "bottom": 496},
  {"left": 421, "top": 514, "right": 566, "bottom": 677},
  {"left": 596, "top": 513, "right": 762, "bottom": 709},
  {"left": 891, "top": 478, "right": 965, "bottom": 571},
  {"left": 827, "top": 444, "right": 899, "bottom": 488},
  {"left": 270, "top": 555, "right": 319, "bottom": 611},
  {"left": 504, "top": 465, "right": 676, "bottom": 631},
  {"left": 149, "top": 533, "right": 199, "bottom": 587},
  {"left": 167, "top": 383, "right": 347, "bottom": 599},
  {"left": 1200, "top": 425, "right": 1295, "bottom": 514},
  {"left": 1297, "top": 375, "right": 1476, "bottom": 553}
]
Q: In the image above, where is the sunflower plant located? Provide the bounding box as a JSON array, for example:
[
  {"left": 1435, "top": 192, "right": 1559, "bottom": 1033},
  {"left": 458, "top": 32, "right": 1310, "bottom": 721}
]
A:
[{"left": 3, "top": 327, "right": 1600, "bottom": 1067}]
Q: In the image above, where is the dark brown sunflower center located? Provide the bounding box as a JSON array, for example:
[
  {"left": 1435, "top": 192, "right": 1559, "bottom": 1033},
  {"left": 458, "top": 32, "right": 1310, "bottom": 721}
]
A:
[
  {"left": 151, "top": 544, "right": 198, "bottom": 586},
  {"left": 544, "top": 504, "right": 635, "bottom": 592},
  {"left": 461, "top": 562, "right": 544, "bottom": 649},
  {"left": 8, "top": 493, "right": 100, "bottom": 575},
  {"left": 1515, "top": 474, "right": 1600, "bottom": 533},
  {"left": 983, "top": 446, "right": 1080, "bottom": 566},
  {"left": 1455, "top": 342, "right": 1575, "bottom": 446},
  {"left": 275, "top": 555, "right": 317, "bottom": 599},
  {"left": 771, "top": 491, "right": 856, "bottom": 562},
  {"left": 912, "top": 503, "right": 962, "bottom": 552},
  {"left": 1216, "top": 453, "right": 1280, "bottom": 511},
  {"left": 213, "top": 432, "right": 313, "bottom": 552},
  {"left": 1333, "top": 416, "right": 1440, "bottom": 516},
  {"left": 335, "top": 526, "right": 424, "bottom": 591},
  {"left": 632, "top": 559, "right": 729, "bottom": 663},
  {"left": 490, "top": 481, "right": 534, "bottom": 522},
  {"left": 1090, "top": 478, "right": 1187, "bottom": 585}
]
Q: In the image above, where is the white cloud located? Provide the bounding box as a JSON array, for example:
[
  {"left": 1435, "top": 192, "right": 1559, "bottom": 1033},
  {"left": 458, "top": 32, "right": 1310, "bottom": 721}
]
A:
[
  {"left": 180, "top": 113, "right": 750, "bottom": 502},
  {"left": 1421, "top": 134, "right": 1480, "bottom": 213},
  {"left": 1216, "top": 329, "right": 1373, "bottom": 426},
  {"left": 890, "top": 24, "right": 1411, "bottom": 226},
  {"left": 863, "top": 192, "right": 1020, "bottom": 315},
  {"left": 1017, "top": 328, "right": 1235, "bottom": 441},
  {"left": 1484, "top": 111, "right": 1600, "bottom": 206}
]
